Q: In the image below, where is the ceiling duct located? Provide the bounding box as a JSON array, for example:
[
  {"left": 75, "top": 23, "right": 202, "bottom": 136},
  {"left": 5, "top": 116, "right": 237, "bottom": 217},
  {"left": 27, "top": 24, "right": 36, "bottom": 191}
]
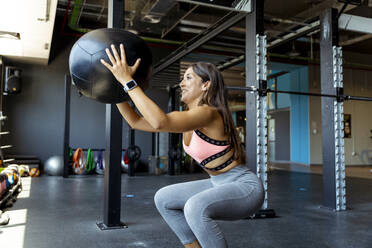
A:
[
  {"left": 150, "top": 62, "right": 180, "bottom": 89},
  {"left": 141, "top": 0, "right": 177, "bottom": 23},
  {"left": 178, "top": 0, "right": 251, "bottom": 12},
  {"left": 0, "top": 31, "right": 21, "bottom": 40}
]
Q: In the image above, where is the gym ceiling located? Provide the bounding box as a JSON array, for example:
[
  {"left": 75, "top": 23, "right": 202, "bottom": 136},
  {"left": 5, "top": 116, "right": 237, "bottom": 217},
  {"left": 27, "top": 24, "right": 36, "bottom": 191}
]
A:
[
  {"left": 1, "top": 0, "right": 372, "bottom": 90},
  {"left": 56, "top": 0, "right": 372, "bottom": 56}
]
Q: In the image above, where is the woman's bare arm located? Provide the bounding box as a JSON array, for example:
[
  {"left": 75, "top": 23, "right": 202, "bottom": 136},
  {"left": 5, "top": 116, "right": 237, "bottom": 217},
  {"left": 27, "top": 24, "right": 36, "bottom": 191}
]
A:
[
  {"left": 116, "top": 102, "right": 163, "bottom": 132},
  {"left": 116, "top": 101, "right": 217, "bottom": 133},
  {"left": 102, "top": 44, "right": 217, "bottom": 133}
]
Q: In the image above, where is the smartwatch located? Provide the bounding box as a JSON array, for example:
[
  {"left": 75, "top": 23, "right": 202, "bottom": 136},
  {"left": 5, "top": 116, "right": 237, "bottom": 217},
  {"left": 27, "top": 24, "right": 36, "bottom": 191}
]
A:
[{"left": 123, "top": 79, "right": 138, "bottom": 93}]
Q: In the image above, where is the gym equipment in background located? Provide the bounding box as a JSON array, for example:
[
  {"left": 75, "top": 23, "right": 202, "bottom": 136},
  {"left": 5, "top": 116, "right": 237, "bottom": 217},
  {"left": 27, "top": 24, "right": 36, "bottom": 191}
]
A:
[
  {"left": 69, "top": 28, "right": 153, "bottom": 103},
  {"left": 126, "top": 145, "right": 141, "bottom": 162},
  {"left": 44, "top": 156, "right": 64, "bottom": 176},
  {"left": 0, "top": 174, "right": 7, "bottom": 198},
  {"left": 0, "top": 165, "right": 22, "bottom": 208},
  {"left": 4, "top": 66, "right": 22, "bottom": 95},
  {"left": 126, "top": 145, "right": 141, "bottom": 176},
  {"left": 29, "top": 168, "right": 40, "bottom": 177},
  {"left": 72, "top": 148, "right": 85, "bottom": 175},
  {"left": 84, "top": 149, "right": 95, "bottom": 173},
  {"left": 4, "top": 155, "right": 41, "bottom": 167},
  {"left": 94, "top": 150, "right": 105, "bottom": 175},
  {"left": 121, "top": 150, "right": 129, "bottom": 173},
  {"left": 18, "top": 165, "right": 29, "bottom": 177}
]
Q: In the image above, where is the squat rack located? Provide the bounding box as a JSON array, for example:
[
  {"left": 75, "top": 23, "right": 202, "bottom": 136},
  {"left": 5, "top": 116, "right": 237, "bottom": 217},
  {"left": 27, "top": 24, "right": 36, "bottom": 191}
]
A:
[
  {"left": 154, "top": 0, "right": 372, "bottom": 213},
  {"left": 88, "top": 0, "right": 372, "bottom": 231}
]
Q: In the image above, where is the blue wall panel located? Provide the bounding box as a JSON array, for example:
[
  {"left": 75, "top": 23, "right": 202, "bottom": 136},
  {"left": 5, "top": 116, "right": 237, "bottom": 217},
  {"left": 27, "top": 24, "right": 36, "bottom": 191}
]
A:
[
  {"left": 290, "top": 67, "right": 309, "bottom": 164},
  {"left": 277, "top": 73, "right": 291, "bottom": 109},
  {"left": 268, "top": 71, "right": 291, "bottom": 110}
]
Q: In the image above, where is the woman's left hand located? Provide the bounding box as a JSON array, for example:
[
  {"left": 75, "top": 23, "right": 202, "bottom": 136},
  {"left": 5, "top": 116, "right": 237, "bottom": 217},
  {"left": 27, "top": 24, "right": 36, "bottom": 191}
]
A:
[{"left": 100, "top": 44, "right": 141, "bottom": 85}]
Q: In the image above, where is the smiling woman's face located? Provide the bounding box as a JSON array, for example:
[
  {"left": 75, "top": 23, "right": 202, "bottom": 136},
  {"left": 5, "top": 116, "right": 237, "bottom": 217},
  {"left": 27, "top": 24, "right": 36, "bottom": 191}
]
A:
[{"left": 179, "top": 67, "right": 205, "bottom": 105}]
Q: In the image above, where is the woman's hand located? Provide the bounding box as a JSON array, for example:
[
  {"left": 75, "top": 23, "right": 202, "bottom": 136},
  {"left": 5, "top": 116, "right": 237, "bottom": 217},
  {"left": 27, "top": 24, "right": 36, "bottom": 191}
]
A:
[{"left": 100, "top": 44, "right": 141, "bottom": 85}]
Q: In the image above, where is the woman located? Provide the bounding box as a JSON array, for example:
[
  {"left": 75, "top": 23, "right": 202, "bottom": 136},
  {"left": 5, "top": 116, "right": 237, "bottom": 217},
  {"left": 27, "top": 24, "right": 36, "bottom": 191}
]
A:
[{"left": 101, "top": 44, "right": 264, "bottom": 248}]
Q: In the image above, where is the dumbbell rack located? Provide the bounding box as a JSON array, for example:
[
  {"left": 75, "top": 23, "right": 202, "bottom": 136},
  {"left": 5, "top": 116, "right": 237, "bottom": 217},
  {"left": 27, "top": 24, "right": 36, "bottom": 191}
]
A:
[
  {"left": 0, "top": 56, "right": 18, "bottom": 207},
  {"left": 0, "top": 114, "right": 21, "bottom": 208},
  {"left": 0, "top": 178, "right": 21, "bottom": 208},
  {"left": 0, "top": 115, "right": 15, "bottom": 166},
  {"left": 0, "top": 114, "right": 21, "bottom": 207}
]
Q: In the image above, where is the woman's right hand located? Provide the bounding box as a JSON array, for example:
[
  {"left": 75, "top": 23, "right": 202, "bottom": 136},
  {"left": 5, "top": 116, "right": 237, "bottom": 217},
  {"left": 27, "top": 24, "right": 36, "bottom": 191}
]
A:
[{"left": 100, "top": 44, "right": 141, "bottom": 85}]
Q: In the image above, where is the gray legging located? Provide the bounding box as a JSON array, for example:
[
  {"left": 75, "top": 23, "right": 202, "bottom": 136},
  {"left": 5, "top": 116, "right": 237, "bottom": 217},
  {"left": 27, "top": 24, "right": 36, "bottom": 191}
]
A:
[{"left": 154, "top": 165, "right": 264, "bottom": 248}]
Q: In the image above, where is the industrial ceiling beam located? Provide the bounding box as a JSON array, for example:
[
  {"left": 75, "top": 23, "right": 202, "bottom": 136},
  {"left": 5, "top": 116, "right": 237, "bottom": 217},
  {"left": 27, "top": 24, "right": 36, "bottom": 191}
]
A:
[
  {"left": 217, "top": 19, "right": 320, "bottom": 70},
  {"left": 340, "top": 33, "right": 372, "bottom": 46},
  {"left": 218, "top": 10, "right": 371, "bottom": 71},
  {"left": 161, "top": 5, "right": 199, "bottom": 38},
  {"left": 153, "top": 11, "right": 247, "bottom": 75},
  {"left": 177, "top": 0, "right": 251, "bottom": 12},
  {"left": 268, "top": 20, "right": 320, "bottom": 48},
  {"left": 339, "top": 14, "right": 372, "bottom": 34},
  {"left": 270, "top": 0, "right": 357, "bottom": 34}
]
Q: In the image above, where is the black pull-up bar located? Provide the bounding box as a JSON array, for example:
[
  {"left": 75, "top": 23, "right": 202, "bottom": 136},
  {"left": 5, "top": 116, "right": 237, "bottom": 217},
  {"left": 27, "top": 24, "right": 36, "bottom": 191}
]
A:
[{"left": 226, "top": 82, "right": 372, "bottom": 102}]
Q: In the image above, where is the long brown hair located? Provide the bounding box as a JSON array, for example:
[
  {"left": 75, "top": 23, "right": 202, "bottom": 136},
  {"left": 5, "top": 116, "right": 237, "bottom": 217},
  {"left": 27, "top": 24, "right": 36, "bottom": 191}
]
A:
[{"left": 190, "top": 62, "right": 245, "bottom": 163}]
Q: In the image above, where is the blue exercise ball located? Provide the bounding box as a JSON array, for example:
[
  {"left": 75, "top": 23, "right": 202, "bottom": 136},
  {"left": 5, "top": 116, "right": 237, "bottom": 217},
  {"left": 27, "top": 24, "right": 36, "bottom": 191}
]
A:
[{"left": 44, "top": 156, "right": 64, "bottom": 176}]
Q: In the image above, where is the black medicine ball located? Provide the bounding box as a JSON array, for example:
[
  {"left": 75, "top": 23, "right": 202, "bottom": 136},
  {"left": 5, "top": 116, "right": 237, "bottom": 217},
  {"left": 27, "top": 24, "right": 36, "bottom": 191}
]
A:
[{"left": 69, "top": 28, "right": 152, "bottom": 103}]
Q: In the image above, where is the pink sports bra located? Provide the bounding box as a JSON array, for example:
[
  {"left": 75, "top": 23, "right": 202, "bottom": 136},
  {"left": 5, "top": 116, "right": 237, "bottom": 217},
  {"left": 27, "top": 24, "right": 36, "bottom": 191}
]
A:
[{"left": 183, "top": 129, "right": 234, "bottom": 171}]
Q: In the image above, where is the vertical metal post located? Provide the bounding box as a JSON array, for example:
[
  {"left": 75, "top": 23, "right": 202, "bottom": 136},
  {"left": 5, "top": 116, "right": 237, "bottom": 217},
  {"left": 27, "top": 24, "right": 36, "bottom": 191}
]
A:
[
  {"left": 274, "top": 77, "right": 278, "bottom": 110},
  {"left": 320, "top": 8, "right": 346, "bottom": 211},
  {"left": 168, "top": 86, "right": 176, "bottom": 175},
  {"left": 107, "top": 0, "right": 124, "bottom": 28},
  {"left": 155, "top": 133, "right": 159, "bottom": 156},
  {"left": 245, "top": 0, "right": 269, "bottom": 209},
  {"left": 102, "top": 104, "right": 124, "bottom": 228},
  {"left": 97, "top": 0, "right": 127, "bottom": 230},
  {"left": 63, "top": 75, "right": 71, "bottom": 178},
  {"left": 152, "top": 133, "right": 155, "bottom": 156},
  {"left": 0, "top": 56, "right": 3, "bottom": 115},
  {"left": 130, "top": 129, "right": 135, "bottom": 146},
  {"left": 0, "top": 56, "right": 4, "bottom": 165},
  {"left": 128, "top": 127, "right": 135, "bottom": 177}
]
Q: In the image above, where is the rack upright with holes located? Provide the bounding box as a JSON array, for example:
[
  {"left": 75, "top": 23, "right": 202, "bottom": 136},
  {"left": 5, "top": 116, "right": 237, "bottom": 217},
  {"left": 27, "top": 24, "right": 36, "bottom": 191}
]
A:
[{"left": 0, "top": 56, "right": 15, "bottom": 167}]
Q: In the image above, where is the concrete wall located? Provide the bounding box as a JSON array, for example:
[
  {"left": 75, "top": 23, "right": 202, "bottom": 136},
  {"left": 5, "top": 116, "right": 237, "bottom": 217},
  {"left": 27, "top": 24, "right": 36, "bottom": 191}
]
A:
[{"left": 1, "top": 33, "right": 171, "bottom": 167}]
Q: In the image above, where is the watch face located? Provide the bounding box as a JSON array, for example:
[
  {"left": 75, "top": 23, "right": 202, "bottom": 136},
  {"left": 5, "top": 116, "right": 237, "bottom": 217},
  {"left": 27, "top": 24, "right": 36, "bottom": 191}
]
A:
[{"left": 127, "top": 80, "right": 136, "bottom": 88}]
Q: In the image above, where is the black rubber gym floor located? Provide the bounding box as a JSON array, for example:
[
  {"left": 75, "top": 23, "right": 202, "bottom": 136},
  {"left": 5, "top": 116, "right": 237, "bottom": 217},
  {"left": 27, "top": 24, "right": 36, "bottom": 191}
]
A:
[{"left": 1, "top": 170, "right": 372, "bottom": 248}]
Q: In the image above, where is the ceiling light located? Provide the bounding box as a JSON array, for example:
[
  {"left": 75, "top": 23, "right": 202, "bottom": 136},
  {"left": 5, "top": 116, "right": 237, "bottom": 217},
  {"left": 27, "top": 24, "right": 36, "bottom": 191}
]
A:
[{"left": 287, "top": 42, "right": 300, "bottom": 57}]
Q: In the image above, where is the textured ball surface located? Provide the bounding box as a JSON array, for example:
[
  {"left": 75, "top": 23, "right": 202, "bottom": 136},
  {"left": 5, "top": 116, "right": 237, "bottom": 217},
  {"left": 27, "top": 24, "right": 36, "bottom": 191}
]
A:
[{"left": 69, "top": 28, "right": 152, "bottom": 103}]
